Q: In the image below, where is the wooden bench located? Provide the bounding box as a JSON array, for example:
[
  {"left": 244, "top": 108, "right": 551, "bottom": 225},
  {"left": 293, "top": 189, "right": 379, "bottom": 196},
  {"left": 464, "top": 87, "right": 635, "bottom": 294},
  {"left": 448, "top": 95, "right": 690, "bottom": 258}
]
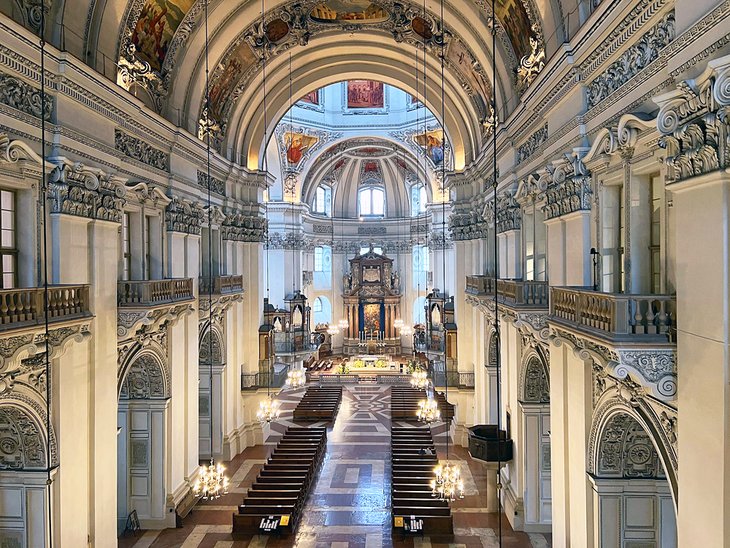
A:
[
  {"left": 232, "top": 426, "right": 327, "bottom": 539},
  {"left": 390, "top": 426, "right": 454, "bottom": 538},
  {"left": 293, "top": 387, "right": 343, "bottom": 422}
]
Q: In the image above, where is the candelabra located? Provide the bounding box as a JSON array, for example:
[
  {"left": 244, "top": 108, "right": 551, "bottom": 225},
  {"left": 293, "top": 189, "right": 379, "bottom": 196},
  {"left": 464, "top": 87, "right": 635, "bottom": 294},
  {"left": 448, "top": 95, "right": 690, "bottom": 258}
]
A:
[
  {"left": 417, "top": 397, "right": 440, "bottom": 423},
  {"left": 430, "top": 462, "right": 465, "bottom": 501},
  {"left": 257, "top": 395, "right": 281, "bottom": 424},
  {"left": 194, "top": 459, "right": 230, "bottom": 500},
  {"left": 285, "top": 369, "right": 305, "bottom": 388}
]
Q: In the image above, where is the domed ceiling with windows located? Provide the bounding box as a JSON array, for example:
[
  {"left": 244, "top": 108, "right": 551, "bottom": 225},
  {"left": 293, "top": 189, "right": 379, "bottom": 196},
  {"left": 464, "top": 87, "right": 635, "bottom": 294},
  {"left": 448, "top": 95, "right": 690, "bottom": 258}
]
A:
[
  {"left": 266, "top": 81, "right": 446, "bottom": 218},
  {"left": 2, "top": 0, "right": 561, "bottom": 173}
]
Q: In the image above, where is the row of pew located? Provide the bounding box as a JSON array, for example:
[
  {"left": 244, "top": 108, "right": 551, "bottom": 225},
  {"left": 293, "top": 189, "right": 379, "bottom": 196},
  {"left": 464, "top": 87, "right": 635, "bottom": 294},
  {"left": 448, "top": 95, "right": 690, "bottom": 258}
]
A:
[
  {"left": 391, "top": 386, "right": 455, "bottom": 422},
  {"left": 391, "top": 426, "right": 454, "bottom": 535},
  {"left": 232, "top": 427, "right": 327, "bottom": 538},
  {"left": 293, "top": 386, "right": 343, "bottom": 421}
]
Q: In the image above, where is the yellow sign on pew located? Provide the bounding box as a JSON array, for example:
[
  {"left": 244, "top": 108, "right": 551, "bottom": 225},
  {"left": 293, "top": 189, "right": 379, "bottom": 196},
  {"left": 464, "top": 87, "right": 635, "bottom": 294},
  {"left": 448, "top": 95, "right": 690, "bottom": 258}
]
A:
[
  {"left": 280, "top": 515, "right": 290, "bottom": 526},
  {"left": 394, "top": 516, "right": 404, "bottom": 528}
]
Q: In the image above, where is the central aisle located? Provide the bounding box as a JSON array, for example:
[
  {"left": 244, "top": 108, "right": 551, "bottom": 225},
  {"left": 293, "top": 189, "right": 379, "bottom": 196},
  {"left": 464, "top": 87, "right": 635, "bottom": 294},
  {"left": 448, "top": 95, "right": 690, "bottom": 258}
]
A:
[{"left": 286, "top": 384, "right": 393, "bottom": 546}]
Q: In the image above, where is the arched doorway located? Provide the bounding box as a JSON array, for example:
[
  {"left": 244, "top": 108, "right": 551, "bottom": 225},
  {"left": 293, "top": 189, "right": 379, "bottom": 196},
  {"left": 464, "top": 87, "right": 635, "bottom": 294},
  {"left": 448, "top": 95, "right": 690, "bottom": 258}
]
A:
[
  {"left": 199, "top": 325, "right": 225, "bottom": 460},
  {"left": 518, "top": 351, "right": 551, "bottom": 529},
  {"left": 117, "top": 350, "right": 171, "bottom": 533},
  {"left": 590, "top": 411, "right": 677, "bottom": 547}
]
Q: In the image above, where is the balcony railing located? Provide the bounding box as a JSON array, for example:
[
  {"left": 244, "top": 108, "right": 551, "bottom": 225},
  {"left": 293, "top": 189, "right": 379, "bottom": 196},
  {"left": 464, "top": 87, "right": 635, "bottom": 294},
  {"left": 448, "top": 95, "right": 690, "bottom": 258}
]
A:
[
  {"left": 550, "top": 287, "right": 675, "bottom": 341},
  {"left": 117, "top": 278, "right": 195, "bottom": 307},
  {"left": 431, "top": 370, "right": 474, "bottom": 389},
  {"left": 240, "top": 366, "right": 290, "bottom": 390},
  {"left": 0, "top": 285, "right": 91, "bottom": 331},
  {"left": 466, "top": 276, "right": 549, "bottom": 307},
  {"left": 273, "top": 331, "right": 317, "bottom": 354},
  {"left": 199, "top": 275, "right": 244, "bottom": 295}
]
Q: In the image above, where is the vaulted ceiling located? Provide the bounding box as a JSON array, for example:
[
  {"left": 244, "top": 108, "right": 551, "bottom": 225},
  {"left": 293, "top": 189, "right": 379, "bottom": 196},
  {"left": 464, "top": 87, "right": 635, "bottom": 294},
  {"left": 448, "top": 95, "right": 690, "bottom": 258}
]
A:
[{"left": 3, "top": 0, "right": 568, "bottom": 170}]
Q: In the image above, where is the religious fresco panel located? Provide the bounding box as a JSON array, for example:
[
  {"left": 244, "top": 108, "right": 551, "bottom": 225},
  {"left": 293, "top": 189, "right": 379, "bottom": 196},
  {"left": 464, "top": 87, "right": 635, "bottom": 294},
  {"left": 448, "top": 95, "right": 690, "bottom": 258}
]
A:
[
  {"left": 446, "top": 40, "right": 491, "bottom": 107},
  {"left": 310, "top": 0, "right": 389, "bottom": 24},
  {"left": 347, "top": 80, "right": 385, "bottom": 109},
  {"left": 299, "top": 89, "right": 320, "bottom": 105},
  {"left": 284, "top": 131, "right": 319, "bottom": 165},
  {"left": 414, "top": 129, "right": 445, "bottom": 166},
  {"left": 208, "top": 42, "right": 257, "bottom": 120},
  {"left": 495, "top": 0, "right": 535, "bottom": 60},
  {"left": 131, "top": 0, "right": 195, "bottom": 71}
]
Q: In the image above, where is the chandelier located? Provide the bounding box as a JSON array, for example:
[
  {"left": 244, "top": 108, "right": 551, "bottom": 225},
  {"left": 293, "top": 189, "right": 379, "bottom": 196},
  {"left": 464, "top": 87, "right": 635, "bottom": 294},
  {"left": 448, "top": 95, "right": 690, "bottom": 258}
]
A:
[
  {"left": 257, "top": 395, "right": 281, "bottom": 424},
  {"left": 394, "top": 318, "right": 404, "bottom": 329},
  {"left": 430, "top": 462, "right": 464, "bottom": 501},
  {"left": 194, "top": 458, "right": 230, "bottom": 500},
  {"left": 411, "top": 369, "right": 429, "bottom": 389},
  {"left": 399, "top": 324, "right": 413, "bottom": 336},
  {"left": 417, "top": 397, "right": 440, "bottom": 423},
  {"left": 326, "top": 323, "right": 340, "bottom": 336},
  {"left": 338, "top": 318, "right": 349, "bottom": 330},
  {"left": 286, "top": 369, "right": 305, "bottom": 388}
]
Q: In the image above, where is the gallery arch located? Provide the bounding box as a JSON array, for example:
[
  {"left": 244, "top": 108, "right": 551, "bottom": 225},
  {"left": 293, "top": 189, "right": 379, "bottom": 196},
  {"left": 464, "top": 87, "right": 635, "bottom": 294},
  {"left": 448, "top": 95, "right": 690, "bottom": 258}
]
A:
[
  {"left": 588, "top": 408, "right": 677, "bottom": 547},
  {"left": 199, "top": 324, "right": 226, "bottom": 459},
  {"left": 116, "top": 349, "right": 172, "bottom": 533}
]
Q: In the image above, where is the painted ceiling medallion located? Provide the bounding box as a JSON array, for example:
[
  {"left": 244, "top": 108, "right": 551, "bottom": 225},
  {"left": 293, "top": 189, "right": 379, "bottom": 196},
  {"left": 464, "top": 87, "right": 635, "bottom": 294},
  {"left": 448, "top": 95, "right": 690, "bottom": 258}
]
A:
[{"left": 310, "top": 0, "right": 389, "bottom": 24}]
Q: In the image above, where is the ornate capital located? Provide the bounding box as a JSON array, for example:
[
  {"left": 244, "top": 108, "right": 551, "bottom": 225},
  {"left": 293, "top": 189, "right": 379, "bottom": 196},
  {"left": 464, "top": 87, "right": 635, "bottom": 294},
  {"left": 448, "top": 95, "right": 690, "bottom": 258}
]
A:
[{"left": 165, "top": 197, "right": 204, "bottom": 235}]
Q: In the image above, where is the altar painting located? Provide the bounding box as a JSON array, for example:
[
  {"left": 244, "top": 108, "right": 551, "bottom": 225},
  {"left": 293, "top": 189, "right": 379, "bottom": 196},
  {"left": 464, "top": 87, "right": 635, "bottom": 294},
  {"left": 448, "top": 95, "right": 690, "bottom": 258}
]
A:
[
  {"left": 364, "top": 304, "right": 381, "bottom": 331},
  {"left": 132, "top": 0, "right": 195, "bottom": 71}
]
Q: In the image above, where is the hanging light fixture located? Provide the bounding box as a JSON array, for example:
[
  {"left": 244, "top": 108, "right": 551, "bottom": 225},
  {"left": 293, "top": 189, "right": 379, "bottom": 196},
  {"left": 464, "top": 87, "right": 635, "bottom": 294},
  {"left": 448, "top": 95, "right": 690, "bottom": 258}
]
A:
[
  {"left": 285, "top": 368, "right": 305, "bottom": 388},
  {"left": 257, "top": 395, "right": 281, "bottom": 423},
  {"left": 430, "top": 462, "right": 465, "bottom": 501},
  {"left": 195, "top": 0, "right": 229, "bottom": 499},
  {"left": 410, "top": 368, "right": 429, "bottom": 389},
  {"left": 417, "top": 397, "right": 440, "bottom": 423},
  {"left": 326, "top": 322, "right": 340, "bottom": 336}
]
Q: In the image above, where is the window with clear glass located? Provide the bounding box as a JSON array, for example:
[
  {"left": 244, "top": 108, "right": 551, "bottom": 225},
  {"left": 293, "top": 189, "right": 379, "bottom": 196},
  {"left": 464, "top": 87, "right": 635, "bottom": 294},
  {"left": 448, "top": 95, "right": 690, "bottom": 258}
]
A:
[
  {"left": 523, "top": 208, "right": 546, "bottom": 281},
  {"left": 650, "top": 175, "right": 662, "bottom": 294},
  {"left": 145, "top": 216, "right": 152, "bottom": 280},
  {"left": 0, "top": 190, "right": 16, "bottom": 289},
  {"left": 359, "top": 187, "right": 385, "bottom": 216},
  {"left": 121, "top": 212, "right": 131, "bottom": 281},
  {"left": 360, "top": 246, "right": 383, "bottom": 255},
  {"left": 411, "top": 183, "right": 427, "bottom": 216},
  {"left": 314, "top": 246, "right": 324, "bottom": 272},
  {"left": 412, "top": 245, "right": 429, "bottom": 289},
  {"left": 314, "top": 185, "right": 332, "bottom": 216}
]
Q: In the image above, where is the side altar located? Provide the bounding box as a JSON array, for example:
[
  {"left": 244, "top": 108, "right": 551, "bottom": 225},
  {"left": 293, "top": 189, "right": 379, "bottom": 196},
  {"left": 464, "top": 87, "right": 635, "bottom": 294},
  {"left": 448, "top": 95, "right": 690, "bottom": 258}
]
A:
[{"left": 342, "top": 247, "right": 402, "bottom": 355}]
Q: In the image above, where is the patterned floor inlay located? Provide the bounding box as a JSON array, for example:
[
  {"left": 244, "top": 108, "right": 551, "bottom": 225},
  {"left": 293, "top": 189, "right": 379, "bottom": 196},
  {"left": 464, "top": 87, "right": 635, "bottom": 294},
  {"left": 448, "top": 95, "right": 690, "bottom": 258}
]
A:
[{"left": 119, "top": 384, "right": 551, "bottom": 547}]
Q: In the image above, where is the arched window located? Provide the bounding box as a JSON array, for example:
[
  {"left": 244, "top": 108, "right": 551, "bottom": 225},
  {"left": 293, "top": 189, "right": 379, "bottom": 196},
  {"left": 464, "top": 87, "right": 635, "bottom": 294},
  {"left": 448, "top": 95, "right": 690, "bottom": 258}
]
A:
[
  {"left": 314, "top": 245, "right": 331, "bottom": 290},
  {"left": 313, "top": 296, "right": 332, "bottom": 324},
  {"left": 412, "top": 245, "right": 429, "bottom": 289},
  {"left": 313, "top": 185, "right": 331, "bottom": 216},
  {"left": 411, "top": 183, "right": 427, "bottom": 216},
  {"left": 359, "top": 187, "right": 385, "bottom": 217}
]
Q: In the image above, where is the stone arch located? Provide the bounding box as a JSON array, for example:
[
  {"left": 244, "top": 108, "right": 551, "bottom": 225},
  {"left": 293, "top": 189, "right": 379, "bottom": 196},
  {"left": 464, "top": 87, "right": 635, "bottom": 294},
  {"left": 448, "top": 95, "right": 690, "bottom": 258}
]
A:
[
  {"left": 199, "top": 322, "right": 225, "bottom": 366},
  {"left": 519, "top": 348, "right": 549, "bottom": 403},
  {"left": 0, "top": 400, "right": 52, "bottom": 470},
  {"left": 589, "top": 397, "right": 678, "bottom": 506},
  {"left": 118, "top": 348, "right": 170, "bottom": 400}
]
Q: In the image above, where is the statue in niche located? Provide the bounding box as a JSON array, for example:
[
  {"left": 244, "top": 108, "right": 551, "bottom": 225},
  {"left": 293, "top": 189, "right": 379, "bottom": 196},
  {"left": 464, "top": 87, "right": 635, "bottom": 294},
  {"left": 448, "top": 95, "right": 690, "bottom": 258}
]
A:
[
  {"left": 274, "top": 317, "right": 283, "bottom": 332},
  {"left": 292, "top": 305, "right": 303, "bottom": 328},
  {"left": 432, "top": 304, "right": 441, "bottom": 326},
  {"left": 343, "top": 271, "right": 352, "bottom": 291},
  {"left": 392, "top": 271, "right": 400, "bottom": 291}
]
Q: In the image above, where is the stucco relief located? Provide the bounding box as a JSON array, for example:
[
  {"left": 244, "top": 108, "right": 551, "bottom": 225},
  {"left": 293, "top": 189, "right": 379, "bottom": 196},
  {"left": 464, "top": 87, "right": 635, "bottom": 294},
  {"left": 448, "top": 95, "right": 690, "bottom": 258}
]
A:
[
  {"left": 119, "top": 352, "right": 169, "bottom": 400},
  {"left": 0, "top": 71, "right": 53, "bottom": 121}
]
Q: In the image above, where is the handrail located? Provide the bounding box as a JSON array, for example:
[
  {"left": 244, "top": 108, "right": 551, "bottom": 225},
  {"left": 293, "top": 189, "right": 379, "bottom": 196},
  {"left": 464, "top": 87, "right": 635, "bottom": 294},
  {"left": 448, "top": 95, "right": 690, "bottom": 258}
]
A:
[
  {"left": 465, "top": 276, "right": 548, "bottom": 306},
  {"left": 117, "top": 278, "right": 194, "bottom": 306},
  {"left": 0, "top": 285, "right": 90, "bottom": 330}
]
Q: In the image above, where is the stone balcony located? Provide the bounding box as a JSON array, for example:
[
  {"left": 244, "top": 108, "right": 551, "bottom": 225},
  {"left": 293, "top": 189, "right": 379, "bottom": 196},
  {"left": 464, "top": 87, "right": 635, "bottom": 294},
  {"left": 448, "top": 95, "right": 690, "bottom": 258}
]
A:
[
  {"left": 199, "top": 275, "right": 244, "bottom": 295},
  {"left": 118, "top": 278, "right": 195, "bottom": 307},
  {"left": 117, "top": 279, "right": 195, "bottom": 340},
  {"left": 465, "top": 275, "right": 549, "bottom": 309},
  {"left": 0, "top": 285, "right": 91, "bottom": 333},
  {"left": 548, "top": 286, "right": 677, "bottom": 401}
]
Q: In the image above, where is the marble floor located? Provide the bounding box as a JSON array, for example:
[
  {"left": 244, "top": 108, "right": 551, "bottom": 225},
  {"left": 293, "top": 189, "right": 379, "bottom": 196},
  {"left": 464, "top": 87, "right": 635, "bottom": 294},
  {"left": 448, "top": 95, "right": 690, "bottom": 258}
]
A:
[{"left": 119, "top": 385, "right": 551, "bottom": 547}]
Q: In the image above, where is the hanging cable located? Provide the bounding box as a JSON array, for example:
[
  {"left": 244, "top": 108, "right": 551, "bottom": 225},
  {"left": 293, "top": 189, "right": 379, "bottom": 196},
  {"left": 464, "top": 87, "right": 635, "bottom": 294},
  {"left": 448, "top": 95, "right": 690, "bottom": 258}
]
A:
[
  {"left": 439, "top": 0, "right": 449, "bottom": 464},
  {"left": 262, "top": 0, "right": 270, "bottom": 301},
  {"left": 39, "top": 6, "right": 54, "bottom": 547},
  {"left": 491, "top": 0, "right": 503, "bottom": 544}
]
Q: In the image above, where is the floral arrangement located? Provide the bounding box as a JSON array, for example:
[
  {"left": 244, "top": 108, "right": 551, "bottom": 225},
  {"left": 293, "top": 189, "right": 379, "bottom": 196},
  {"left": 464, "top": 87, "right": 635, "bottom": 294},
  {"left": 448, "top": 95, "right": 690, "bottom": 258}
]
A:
[{"left": 338, "top": 362, "right": 351, "bottom": 374}]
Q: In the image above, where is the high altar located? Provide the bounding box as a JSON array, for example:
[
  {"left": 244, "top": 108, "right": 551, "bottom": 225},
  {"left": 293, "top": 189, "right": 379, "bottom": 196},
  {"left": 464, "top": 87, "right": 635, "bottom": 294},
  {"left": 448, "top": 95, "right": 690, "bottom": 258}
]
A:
[{"left": 342, "top": 247, "right": 402, "bottom": 355}]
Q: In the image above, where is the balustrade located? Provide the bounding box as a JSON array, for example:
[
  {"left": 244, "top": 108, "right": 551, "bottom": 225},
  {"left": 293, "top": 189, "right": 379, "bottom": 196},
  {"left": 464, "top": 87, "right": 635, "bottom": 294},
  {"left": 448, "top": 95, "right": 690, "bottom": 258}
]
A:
[
  {"left": 117, "top": 278, "right": 195, "bottom": 306},
  {"left": 465, "top": 276, "right": 548, "bottom": 307},
  {"left": 199, "top": 275, "right": 244, "bottom": 295},
  {"left": 0, "top": 285, "right": 90, "bottom": 330},
  {"left": 550, "top": 287, "right": 675, "bottom": 340}
]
